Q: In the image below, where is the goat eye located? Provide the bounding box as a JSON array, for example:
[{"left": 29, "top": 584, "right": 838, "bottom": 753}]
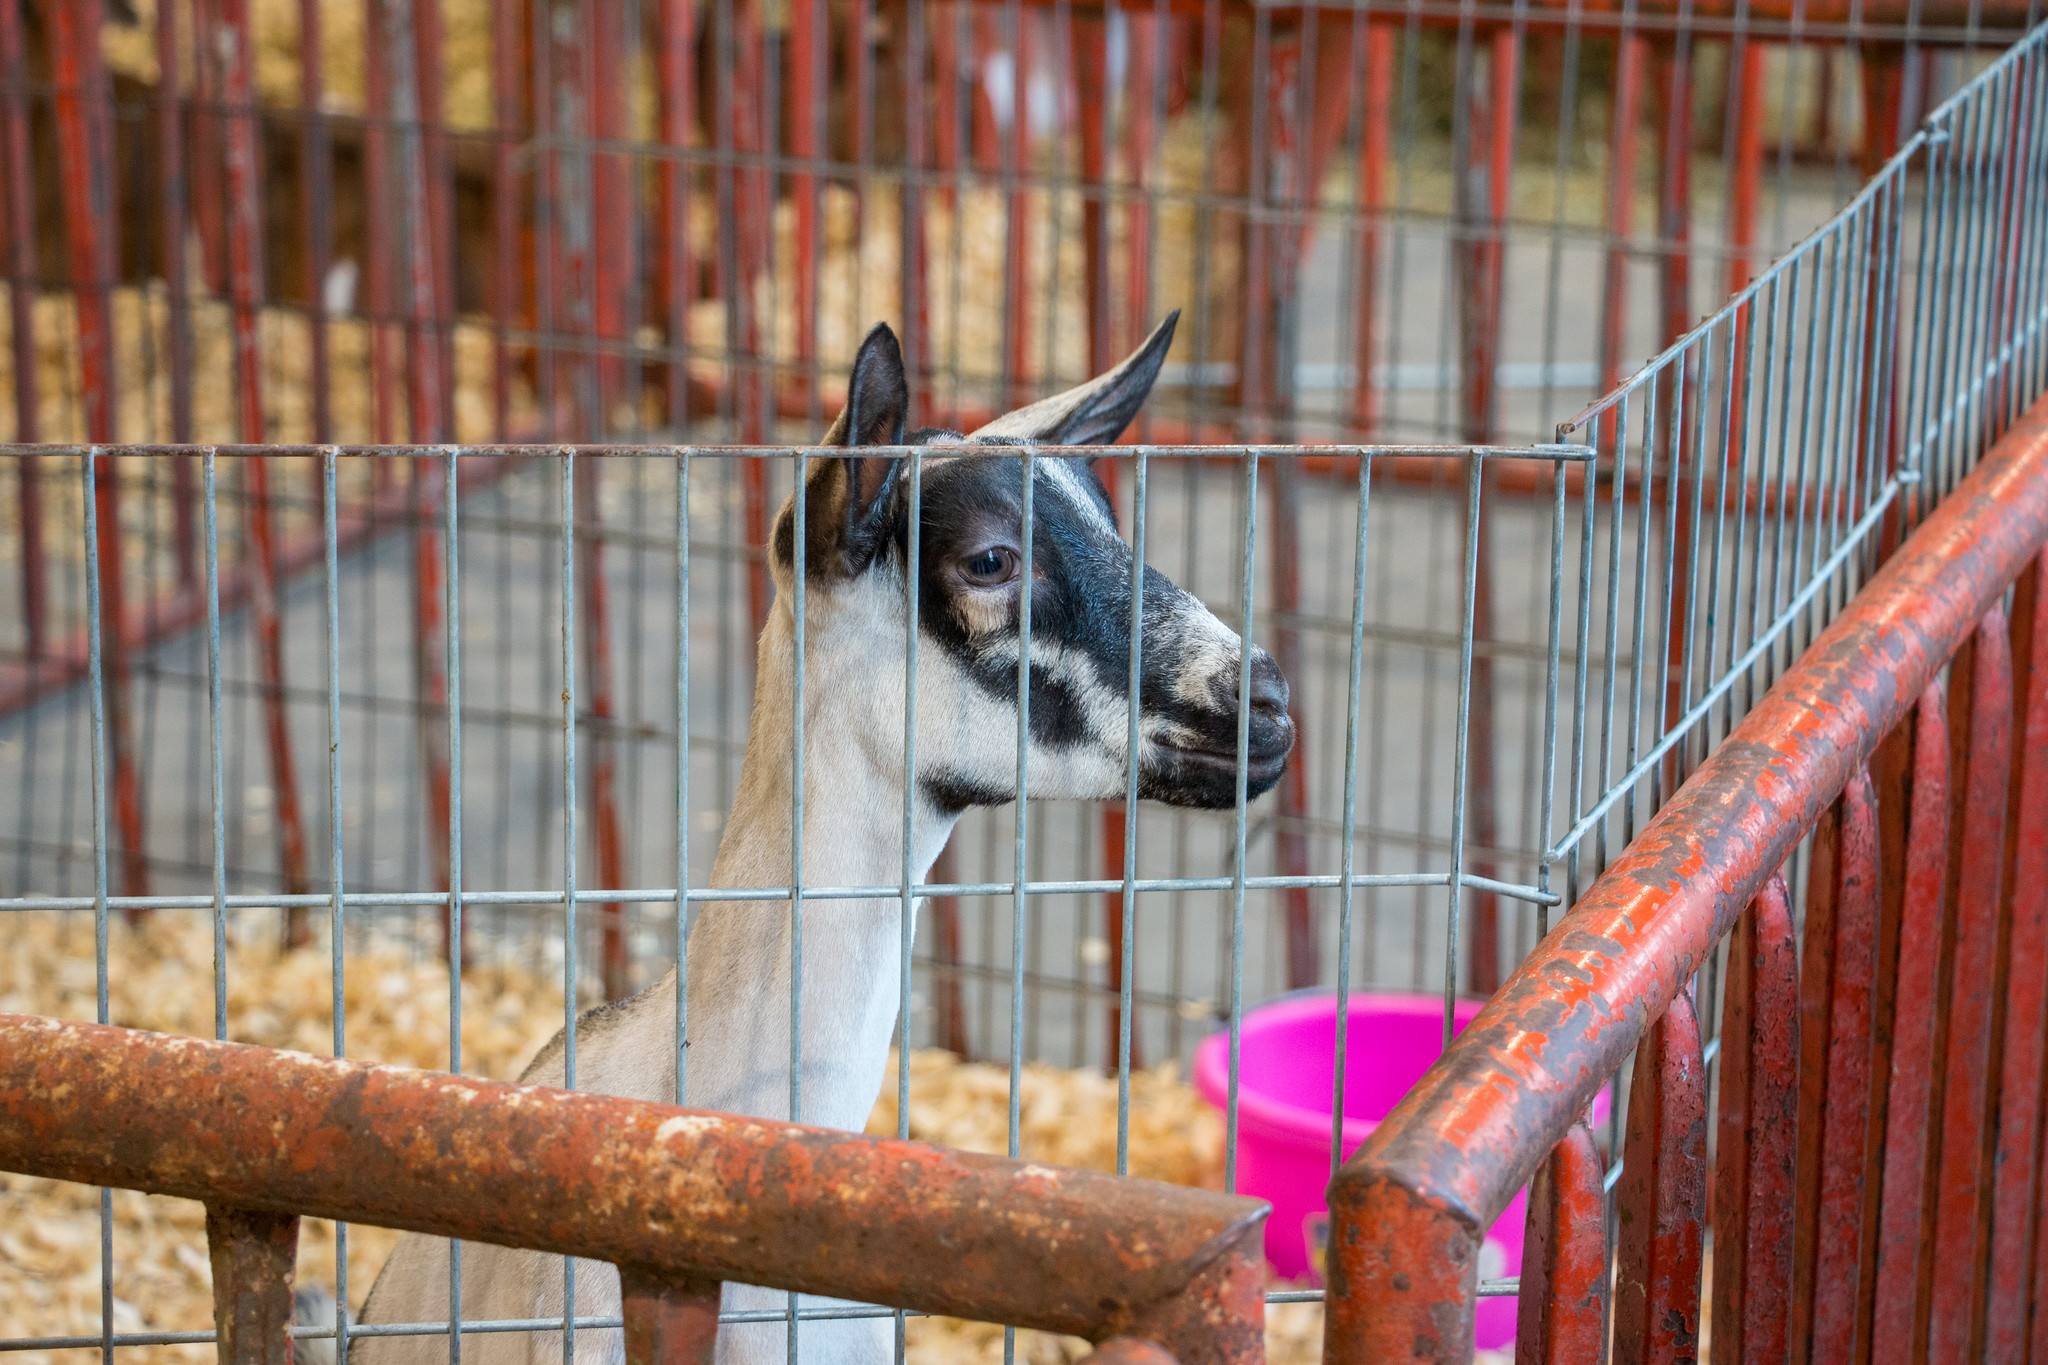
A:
[{"left": 960, "top": 547, "right": 1018, "bottom": 585}]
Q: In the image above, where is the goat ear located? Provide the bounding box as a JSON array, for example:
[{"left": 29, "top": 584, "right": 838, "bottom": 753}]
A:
[
  {"left": 822, "top": 322, "right": 909, "bottom": 449},
  {"left": 790, "top": 322, "right": 907, "bottom": 578},
  {"left": 788, "top": 453, "right": 902, "bottom": 580},
  {"left": 967, "top": 310, "right": 1178, "bottom": 446}
]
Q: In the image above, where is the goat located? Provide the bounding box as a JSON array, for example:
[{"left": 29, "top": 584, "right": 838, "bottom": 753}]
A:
[{"left": 350, "top": 312, "right": 1294, "bottom": 1365}]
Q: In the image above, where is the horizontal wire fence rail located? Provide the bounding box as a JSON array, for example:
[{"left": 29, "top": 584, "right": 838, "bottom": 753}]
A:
[{"left": 1326, "top": 13, "right": 2048, "bottom": 1360}]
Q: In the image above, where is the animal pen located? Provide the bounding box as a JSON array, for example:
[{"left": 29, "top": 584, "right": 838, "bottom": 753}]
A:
[{"left": 1, "top": 0, "right": 2047, "bottom": 1358}]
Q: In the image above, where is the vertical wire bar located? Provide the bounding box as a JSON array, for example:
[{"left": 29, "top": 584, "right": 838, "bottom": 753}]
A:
[
  {"left": 1330, "top": 450, "right": 1375, "bottom": 1175},
  {"left": 205, "top": 453, "right": 228, "bottom": 1038},
  {"left": 323, "top": 448, "right": 350, "bottom": 1365},
  {"left": 1117, "top": 450, "right": 1147, "bottom": 1172},
  {"left": 1010, "top": 446, "right": 1037, "bottom": 1155},
  {"left": 1559, "top": 419, "right": 1601, "bottom": 904},
  {"left": 1442, "top": 455, "right": 1485, "bottom": 1042},
  {"left": 676, "top": 449, "right": 692, "bottom": 1105},
  {"left": 558, "top": 447, "right": 579, "bottom": 1365},
  {"left": 1592, "top": 389, "right": 1635, "bottom": 871},
  {"left": 1618, "top": 384, "right": 1654, "bottom": 843},
  {"left": 900, "top": 444, "right": 925, "bottom": 1137},
  {"left": 1004, "top": 447, "right": 1037, "bottom": 1365},
  {"left": 444, "top": 445, "right": 464, "bottom": 1365},
  {"left": 1534, "top": 450, "right": 1569, "bottom": 930},
  {"left": 82, "top": 450, "right": 112, "bottom": 1365},
  {"left": 788, "top": 447, "right": 807, "bottom": 1362},
  {"left": 1225, "top": 449, "right": 1259, "bottom": 1192},
  {"left": 895, "top": 449, "right": 922, "bottom": 1365}
]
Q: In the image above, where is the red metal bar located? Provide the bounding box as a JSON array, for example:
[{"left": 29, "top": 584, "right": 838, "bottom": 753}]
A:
[
  {"left": 579, "top": 458, "right": 632, "bottom": 1000},
  {"left": 1122, "top": 13, "right": 1160, "bottom": 362},
  {"left": 50, "top": 2, "right": 115, "bottom": 444},
  {"left": 415, "top": 0, "right": 457, "bottom": 432},
  {"left": 385, "top": 0, "right": 458, "bottom": 959},
  {"left": 1100, "top": 803, "right": 1141, "bottom": 1072},
  {"left": 1724, "top": 42, "right": 1765, "bottom": 299},
  {"left": 1001, "top": 13, "right": 1033, "bottom": 411},
  {"left": 659, "top": 0, "right": 695, "bottom": 434},
  {"left": 365, "top": 0, "right": 398, "bottom": 445},
  {"left": 193, "top": 0, "right": 229, "bottom": 300},
  {"left": 1597, "top": 35, "right": 1646, "bottom": 407},
  {"left": 1076, "top": 16, "right": 1113, "bottom": 378},
  {"left": 205, "top": 1204, "right": 300, "bottom": 1365},
  {"left": 411, "top": 458, "right": 457, "bottom": 961},
  {"left": 1652, "top": 40, "right": 1692, "bottom": 348},
  {"left": 222, "top": 0, "right": 316, "bottom": 934},
  {"left": 620, "top": 1269, "right": 724, "bottom": 1365},
  {"left": 1711, "top": 874, "right": 1797, "bottom": 1364},
  {"left": 929, "top": 841, "right": 971, "bottom": 1058},
  {"left": 1456, "top": 30, "right": 1517, "bottom": 994},
  {"left": 789, "top": 0, "right": 825, "bottom": 384},
  {"left": 1791, "top": 766, "right": 1880, "bottom": 1358},
  {"left": 930, "top": 5, "right": 963, "bottom": 208},
  {"left": 592, "top": 0, "right": 632, "bottom": 431},
  {"left": 1986, "top": 553, "right": 2048, "bottom": 1357},
  {"left": 1928, "top": 610, "right": 2015, "bottom": 1363},
  {"left": 901, "top": 0, "right": 932, "bottom": 427},
  {"left": 1323, "top": 393, "right": 2048, "bottom": 1365},
  {"left": 51, "top": 0, "right": 148, "bottom": 902},
  {"left": 301, "top": 0, "right": 335, "bottom": 445},
  {"left": 1348, "top": 21, "right": 1393, "bottom": 436},
  {"left": 971, "top": 9, "right": 1002, "bottom": 175},
  {"left": 0, "top": 1013, "right": 1268, "bottom": 1365},
  {"left": 1611, "top": 987, "right": 1706, "bottom": 1365},
  {"left": 1869, "top": 684, "right": 1950, "bottom": 1365},
  {"left": 492, "top": 0, "right": 527, "bottom": 440},
  {"left": 0, "top": 0, "right": 40, "bottom": 648},
  {"left": 1512, "top": 1123, "right": 1609, "bottom": 1364}
]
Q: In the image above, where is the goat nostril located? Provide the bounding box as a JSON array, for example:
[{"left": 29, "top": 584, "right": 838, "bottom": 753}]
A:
[{"left": 1246, "top": 654, "right": 1290, "bottom": 719}]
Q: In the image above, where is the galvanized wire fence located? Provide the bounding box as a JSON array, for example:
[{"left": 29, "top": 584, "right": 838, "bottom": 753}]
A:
[{"left": 1, "top": 0, "right": 2045, "bottom": 1360}]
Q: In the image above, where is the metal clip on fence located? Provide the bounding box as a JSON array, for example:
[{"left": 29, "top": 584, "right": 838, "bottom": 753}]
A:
[{"left": 0, "top": 1013, "right": 1269, "bottom": 1365}]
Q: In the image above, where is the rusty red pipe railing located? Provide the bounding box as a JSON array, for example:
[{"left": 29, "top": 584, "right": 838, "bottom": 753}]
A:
[
  {"left": 0, "top": 1012, "right": 1266, "bottom": 1365},
  {"left": 1322, "top": 391, "right": 2048, "bottom": 1363}
]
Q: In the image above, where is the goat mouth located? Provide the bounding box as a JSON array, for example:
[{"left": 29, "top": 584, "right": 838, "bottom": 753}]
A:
[{"left": 1154, "top": 740, "right": 1291, "bottom": 788}]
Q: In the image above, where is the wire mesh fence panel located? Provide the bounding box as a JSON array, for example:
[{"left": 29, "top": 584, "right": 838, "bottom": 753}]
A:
[{"left": 1, "top": 1, "right": 2045, "bottom": 1362}]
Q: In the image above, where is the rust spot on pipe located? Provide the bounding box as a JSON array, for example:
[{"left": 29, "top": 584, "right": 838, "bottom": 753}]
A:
[{"left": 0, "top": 1014, "right": 1264, "bottom": 1364}]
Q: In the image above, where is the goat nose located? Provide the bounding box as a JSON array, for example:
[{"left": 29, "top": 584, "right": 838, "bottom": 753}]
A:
[{"left": 1246, "top": 650, "right": 1290, "bottom": 721}]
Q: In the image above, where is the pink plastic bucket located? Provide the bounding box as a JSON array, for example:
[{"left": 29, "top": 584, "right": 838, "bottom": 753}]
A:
[{"left": 1193, "top": 992, "right": 1606, "bottom": 1352}]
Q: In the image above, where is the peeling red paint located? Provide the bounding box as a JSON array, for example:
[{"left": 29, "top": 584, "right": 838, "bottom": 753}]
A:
[{"left": 0, "top": 1013, "right": 1265, "bottom": 1365}]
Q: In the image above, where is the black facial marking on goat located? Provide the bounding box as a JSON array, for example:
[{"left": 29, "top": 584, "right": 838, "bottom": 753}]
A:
[{"left": 768, "top": 311, "right": 1295, "bottom": 815}]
